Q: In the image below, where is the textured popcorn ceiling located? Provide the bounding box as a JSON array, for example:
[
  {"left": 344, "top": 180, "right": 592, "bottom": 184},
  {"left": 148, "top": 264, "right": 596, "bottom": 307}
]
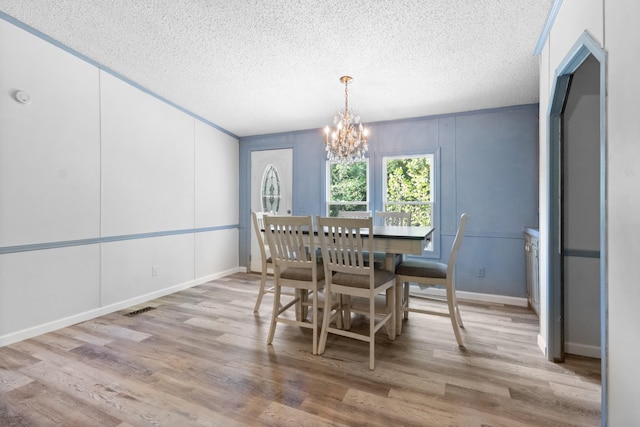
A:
[{"left": 0, "top": 1, "right": 551, "bottom": 137}]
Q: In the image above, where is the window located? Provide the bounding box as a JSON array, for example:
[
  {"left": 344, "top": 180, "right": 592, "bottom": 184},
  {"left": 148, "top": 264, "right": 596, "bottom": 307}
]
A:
[
  {"left": 326, "top": 160, "right": 369, "bottom": 216},
  {"left": 382, "top": 154, "right": 434, "bottom": 228}
]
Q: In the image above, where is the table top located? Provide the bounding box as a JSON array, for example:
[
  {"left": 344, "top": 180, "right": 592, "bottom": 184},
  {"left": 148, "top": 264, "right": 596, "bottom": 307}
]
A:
[
  {"left": 263, "top": 222, "right": 434, "bottom": 255},
  {"left": 313, "top": 225, "right": 434, "bottom": 257},
  {"left": 369, "top": 225, "right": 434, "bottom": 240},
  {"left": 308, "top": 225, "right": 433, "bottom": 240}
]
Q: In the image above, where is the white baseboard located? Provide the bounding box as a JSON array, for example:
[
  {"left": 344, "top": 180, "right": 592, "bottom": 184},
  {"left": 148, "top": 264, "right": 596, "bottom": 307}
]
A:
[
  {"left": 412, "top": 287, "right": 528, "bottom": 307},
  {"left": 564, "top": 341, "right": 601, "bottom": 359},
  {"left": 533, "top": 334, "right": 600, "bottom": 359},
  {"left": 538, "top": 333, "right": 546, "bottom": 356},
  {"left": 0, "top": 266, "right": 245, "bottom": 347}
]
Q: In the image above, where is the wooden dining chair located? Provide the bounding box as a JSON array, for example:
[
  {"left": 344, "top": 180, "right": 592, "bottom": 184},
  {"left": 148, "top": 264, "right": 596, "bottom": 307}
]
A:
[
  {"left": 375, "top": 211, "right": 412, "bottom": 226},
  {"left": 252, "top": 211, "right": 274, "bottom": 313},
  {"left": 395, "top": 213, "right": 468, "bottom": 346},
  {"left": 373, "top": 211, "right": 412, "bottom": 267},
  {"left": 316, "top": 216, "right": 396, "bottom": 370},
  {"left": 264, "top": 215, "right": 325, "bottom": 354}
]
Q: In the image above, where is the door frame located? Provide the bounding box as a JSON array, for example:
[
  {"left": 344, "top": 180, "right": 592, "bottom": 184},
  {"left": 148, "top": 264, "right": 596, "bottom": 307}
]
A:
[{"left": 546, "top": 31, "right": 607, "bottom": 418}]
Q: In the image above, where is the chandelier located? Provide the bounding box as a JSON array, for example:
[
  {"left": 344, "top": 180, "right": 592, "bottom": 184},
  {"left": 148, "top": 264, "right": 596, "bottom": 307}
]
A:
[{"left": 324, "top": 76, "right": 369, "bottom": 164}]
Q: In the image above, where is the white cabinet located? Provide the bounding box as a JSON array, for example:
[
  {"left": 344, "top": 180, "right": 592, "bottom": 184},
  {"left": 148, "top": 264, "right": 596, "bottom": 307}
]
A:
[{"left": 524, "top": 229, "right": 539, "bottom": 316}]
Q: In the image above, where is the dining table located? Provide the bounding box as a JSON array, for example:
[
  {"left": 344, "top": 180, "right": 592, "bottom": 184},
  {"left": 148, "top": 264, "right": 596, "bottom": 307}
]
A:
[
  {"left": 263, "top": 220, "right": 434, "bottom": 338},
  {"left": 307, "top": 224, "right": 435, "bottom": 338}
]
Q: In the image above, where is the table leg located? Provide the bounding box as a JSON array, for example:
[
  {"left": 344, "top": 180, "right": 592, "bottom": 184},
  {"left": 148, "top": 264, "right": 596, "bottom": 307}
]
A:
[
  {"left": 386, "top": 286, "right": 396, "bottom": 340},
  {"left": 384, "top": 253, "right": 401, "bottom": 338}
]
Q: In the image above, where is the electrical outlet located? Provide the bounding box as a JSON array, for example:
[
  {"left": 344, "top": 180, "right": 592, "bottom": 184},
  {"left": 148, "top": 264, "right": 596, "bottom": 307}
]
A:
[
  {"left": 477, "top": 267, "right": 485, "bottom": 278},
  {"left": 152, "top": 265, "right": 159, "bottom": 276}
]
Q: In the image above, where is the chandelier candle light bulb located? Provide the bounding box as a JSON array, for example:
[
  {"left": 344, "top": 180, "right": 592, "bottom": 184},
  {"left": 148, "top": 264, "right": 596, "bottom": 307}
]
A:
[{"left": 324, "top": 76, "right": 369, "bottom": 164}]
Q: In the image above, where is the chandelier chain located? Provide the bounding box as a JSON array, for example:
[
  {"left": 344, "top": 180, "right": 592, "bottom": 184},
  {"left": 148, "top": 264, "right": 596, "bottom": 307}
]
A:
[{"left": 344, "top": 80, "right": 349, "bottom": 112}]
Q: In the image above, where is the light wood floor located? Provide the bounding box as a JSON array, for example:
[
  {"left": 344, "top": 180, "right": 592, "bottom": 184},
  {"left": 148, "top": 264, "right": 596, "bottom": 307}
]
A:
[{"left": 0, "top": 273, "right": 601, "bottom": 426}]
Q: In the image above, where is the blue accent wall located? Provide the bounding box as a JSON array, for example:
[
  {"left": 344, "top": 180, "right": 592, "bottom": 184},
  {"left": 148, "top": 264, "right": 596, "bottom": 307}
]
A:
[{"left": 239, "top": 104, "right": 539, "bottom": 298}]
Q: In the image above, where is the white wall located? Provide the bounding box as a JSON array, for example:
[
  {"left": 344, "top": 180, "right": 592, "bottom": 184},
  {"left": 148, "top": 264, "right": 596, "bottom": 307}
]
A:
[
  {"left": 195, "top": 119, "right": 239, "bottom": 228},
  {"left": 0, "top": 19, "right": 101, "bottom": 246},
  {"left": 0, "top": 246, "right": 100, "bottom": 336},
  {"left": 538, "top": 30, "right": 550, "bottom": 355},
  {"left": 605, "top": 1, "right": 640, "bottom": 425},
  {"left": 100, "top": 71, "right": 195, "bottom": 236},
  {"left": 195, "top": 120, "right": 240, "bottom": 278},
  {"left": 548, "top": 0, "right": 603, "bottom": 70},
  {"left": 0, "top": 18, "right": 240, "bottom": 345},
  {"left": 0, "top": 18, "right": 102, "bottom": 340},
  {"left": 540, "top": 0, "right": 640, "bottom": 424}
]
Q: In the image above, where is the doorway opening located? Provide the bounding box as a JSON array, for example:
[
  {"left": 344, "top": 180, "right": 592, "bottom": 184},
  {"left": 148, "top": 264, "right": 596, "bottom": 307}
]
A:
[
  {"left": 547, "top": 33, "right": 607, "bottom": 419},
  {"left": 561, "top": 54, "right": 601, "bottom": 360}
]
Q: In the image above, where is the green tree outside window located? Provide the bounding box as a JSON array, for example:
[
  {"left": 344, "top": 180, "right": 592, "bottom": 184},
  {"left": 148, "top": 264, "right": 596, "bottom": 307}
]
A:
[
  {"left": 327, "top": 161, "right": 368, "bottom": 216},
  {"left": 384, "top": 156, "right": 433, "bottom": 227}
]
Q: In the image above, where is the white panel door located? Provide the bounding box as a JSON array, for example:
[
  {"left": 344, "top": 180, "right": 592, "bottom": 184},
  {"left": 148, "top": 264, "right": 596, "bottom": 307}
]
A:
[{"left": 250, "top": 149, "right": 292, "bottom": 272}]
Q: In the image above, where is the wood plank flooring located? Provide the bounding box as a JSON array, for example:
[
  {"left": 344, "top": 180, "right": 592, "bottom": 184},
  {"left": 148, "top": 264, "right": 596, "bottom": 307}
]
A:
[{"left": 0, "top": 273, "right": 601, "bottom": 426}]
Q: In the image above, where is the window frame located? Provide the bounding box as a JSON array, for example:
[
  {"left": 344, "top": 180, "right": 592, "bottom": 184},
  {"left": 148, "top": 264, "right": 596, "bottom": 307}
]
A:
[
  {"left": 325, "top": 158, "right": 370, "bottom": 216},
  {"left": 381, "top": 152, "right": 437, "bottom": 255}
]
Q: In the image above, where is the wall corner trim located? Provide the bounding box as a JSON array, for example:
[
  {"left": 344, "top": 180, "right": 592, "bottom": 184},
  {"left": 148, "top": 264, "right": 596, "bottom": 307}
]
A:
[{"left": 533, "top": 0, "right": 564, "bottom": 55}]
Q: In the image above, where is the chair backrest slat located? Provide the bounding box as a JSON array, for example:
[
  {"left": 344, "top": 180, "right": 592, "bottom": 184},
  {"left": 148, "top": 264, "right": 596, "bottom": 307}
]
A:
[
  {"left": 337, "top": 210, "right": 371, "bottom": 219},
  {"left": 447, "top": 213, "right": 468, "bottom": 276},
  {"left": 264, "top": 215, "right": 316, "bottom": 270},
  {"left": 317, "top": 216, "right": 372, "bottom": 278},
  {"left": 252, "top": 211, "right": 269, "bottom": 260},
  {"left": 375, "top": 211, "right": 412, "bottom": 226}
]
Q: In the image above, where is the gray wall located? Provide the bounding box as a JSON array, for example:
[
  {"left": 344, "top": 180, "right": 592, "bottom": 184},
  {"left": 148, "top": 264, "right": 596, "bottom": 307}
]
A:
[
  {"left": 240, "top": 105, "right": 539, "bottom": 298},
  {"left": 563, "top": 54, "right": 601, "bottom": 357}
]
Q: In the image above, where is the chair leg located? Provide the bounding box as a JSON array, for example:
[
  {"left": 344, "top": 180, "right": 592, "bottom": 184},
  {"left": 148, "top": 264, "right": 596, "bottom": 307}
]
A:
[
  {"left": 300, "top": 289, "right": 309, "bottom": 321},
  {"left": 253, "top": 264, "right": 268, "bottom": 313},
  {"left": 267, "top": 280, "right": 280, "bottom": 345},
  {"left": 369, "top": 296, "right": 375, "bottom": 370},
  {"left": 395, "top": 281, "right": 403, "bottom": 335},
  {"left": 451, "top": 286, "right": 464, "bottom": 328},
  {"left": 318, "top": 288, "right": 333, "bottom": 354},
  {"left": 455, "top": 304, "right": 464, "bottom": 329},
  {"left": 386, "top": 286, "right": 396, "bottom": 340},
  {"left": 403, "top": 282, "right": 410, "bottom": 320},
  {"left": 343, "top": 295, "right": 352, "bottom": 330},
  {"left": 295, "top": 289, "right": 306, "bottom": 321},
  {"left": 335, "top": 294, "right": 343, "bottom": 330},
  {"left": 311, "top": 289, "right": 318, "bottom": 355},
  {"left": 445, "top": 281, "right": 464, "bottom": 347}
]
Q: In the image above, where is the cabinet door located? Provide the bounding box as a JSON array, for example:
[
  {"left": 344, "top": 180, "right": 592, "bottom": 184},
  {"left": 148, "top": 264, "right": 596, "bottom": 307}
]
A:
[
  {"left": 524, "top": 233, "right": 539, "bottom": 316},
  {"left": 531, "top": 236, "right": 540, "bottom": 314}
]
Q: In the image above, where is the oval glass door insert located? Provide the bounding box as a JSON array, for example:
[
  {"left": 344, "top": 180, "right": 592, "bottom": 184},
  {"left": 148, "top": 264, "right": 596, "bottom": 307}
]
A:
[{"left": 261, "top": 164, "right": 281, "bottom": 213}]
